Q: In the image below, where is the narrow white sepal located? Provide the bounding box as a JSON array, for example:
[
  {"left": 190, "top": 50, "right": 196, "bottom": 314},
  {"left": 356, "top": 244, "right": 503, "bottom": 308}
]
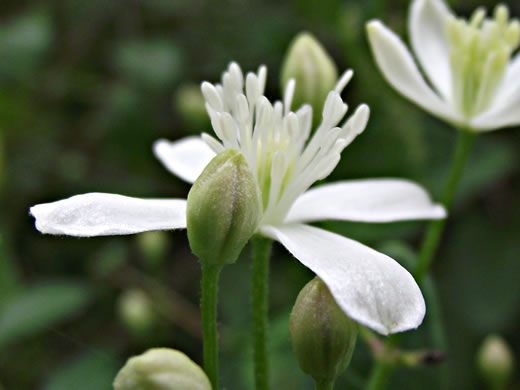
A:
[
  {"left": 261, "top": 223, "right": 426, "bottom": 335},
  {"left": 284, "top": 179, "right": 446, "bottom": 223},
  {"left": 153, "top": 137, "right": 216, "bottom": 184},
  {"left": 30, "top": 193, "right": 187, "bottom": 237},
  {"left": 409, "top": 0, "right": 453, "bottom": 101},
  {"left": 471, "top": 86, "right": 520, "bottom": 131},
  {"left": 366, "top": 20, "right": 462, "bottom": 124}
]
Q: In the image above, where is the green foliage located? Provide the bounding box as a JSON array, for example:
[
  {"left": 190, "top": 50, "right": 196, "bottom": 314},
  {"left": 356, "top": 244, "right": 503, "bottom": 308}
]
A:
[
  {"left": 0, "top": 281, "right": 91, "bottom": 347},
  {"left": 44, "top": 350, "right": 119, "bottom": 390},
  {"left": 0, "top": 9, "right": 53, "bottom": 80},
  {"left": 113, "top": 39, "right": 183, "bottom": 90}
]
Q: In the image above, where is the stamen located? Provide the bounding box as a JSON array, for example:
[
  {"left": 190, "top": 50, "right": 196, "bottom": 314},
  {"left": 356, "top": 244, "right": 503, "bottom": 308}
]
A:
[
  {"left": 202, "top": 133, "right": 225, "bottom": 154},
  {"left": 335, "top": 69, "right": 354, "bottom": 94},
  {"left": 201, "top": 62, "right": 367, "bottom": 225},
  {"left": 201, "top": 82, "right": 223, "bottom": 111},
  {"left": 284, "top": 79, "right": 296, "bottom": 114},
  {"left": 446, "top": 4, "right": 519, "bottom": 117}
]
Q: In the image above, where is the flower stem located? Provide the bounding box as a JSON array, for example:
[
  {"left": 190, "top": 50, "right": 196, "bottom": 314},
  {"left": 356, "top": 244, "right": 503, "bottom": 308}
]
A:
[
  {"left": 251, "top": 235, "right": 272, "bottom": 390},
  {"left": 201, "top": 264, "right": 222, "bottom": 390},
  {"left": 413, "top": 130, "right": 475, "bottom": 284},
  {"left": 315, "top": 379, "right": 335, "bottom": 390},
  {"left": 366, "top": 361, "right": 394, "bottom": 390},
  {"left": 365, "top": 130, "right": 476, "bottom": 390}
]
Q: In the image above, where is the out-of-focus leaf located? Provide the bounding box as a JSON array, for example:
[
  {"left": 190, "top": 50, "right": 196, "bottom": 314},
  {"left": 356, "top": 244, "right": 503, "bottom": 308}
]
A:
[
  {"left": 113, "top": 39, "right": 183, "bottom": 89},
  {"left": 88, "top": 241, "right": 127, "bottom": 278},
  {"left": 0, "top": 235, "right": 19, "bottom": 306},
  {"left": 0, "top": 133, "right": 4, "bottom": 188},
  {"left": 0, "top": 281, "right": 91, "bottom": 347},
  {"left": 439, "top": 213, "right": 520, "bottom": 333},
  {"left": 423, "top": 133, "right": 516, "bottom": 203},
  {"left": 457, "top": 138, "right": 516, "bottom": 202},
  {"left": 0, "top": 9, "right": 53, "bottom": 80},
  {"left": 44, "top": 349, "right": 119, "bottom": 390}
]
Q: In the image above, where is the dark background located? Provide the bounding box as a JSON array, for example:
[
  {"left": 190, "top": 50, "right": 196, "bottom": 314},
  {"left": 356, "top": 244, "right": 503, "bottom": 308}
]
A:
[{"left": 0, "top": 0, "right": 519, "bottom": 389}]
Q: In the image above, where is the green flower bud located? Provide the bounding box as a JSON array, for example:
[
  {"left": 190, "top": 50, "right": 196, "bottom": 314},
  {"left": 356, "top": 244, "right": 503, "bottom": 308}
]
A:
[
  {"left": 289, "top": 277, "right": 357, "bottom": 386},
  {"left": 113, "top": 348, "right": 212, "bottom": 390},
  {"left": 118, "top": 289, "right": 155, "bottom": 334},
  {"left": 477, "top": 334, "right": 515, "bottom": 389},
  {"left": 280, "top": 32, "right": 338, "bottom": 116},
  {"left": 137, "top": 231, "right": 168, "bottom": 268},
  {"left": 187, "top": 149, "right": 262, "bottom": 267},
  {"left": 175, "top": 83, "right": 209, "bottom": 130}
]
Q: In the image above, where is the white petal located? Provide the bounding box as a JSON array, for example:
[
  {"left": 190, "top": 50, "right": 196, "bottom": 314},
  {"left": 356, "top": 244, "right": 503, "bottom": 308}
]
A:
[
  {"left": 284, "top": 179, "right": 446, "bottom": 223},
  {"left": 409, "top": 0, "right": 453, "bottom": 101},
  {"left": 153, "top": 137, "right": 216, "bottom": 183},
  {"left": 261, "top": 224, "right": 425, "bottom": 334},
  {"left": 471, "top": 86, "right": 520, "bottom": 131},
  {"left": 472, "top": 53, "right": 520, "bottom": 131},
  {"left": 366, "top": 20, "right": 462, "bottom": 124},
  {"left": 495, "top": 52, "right": 520, "bottom": 107},
  {"left": 30, "top": 193, "right": 187, "bottom": 237}
]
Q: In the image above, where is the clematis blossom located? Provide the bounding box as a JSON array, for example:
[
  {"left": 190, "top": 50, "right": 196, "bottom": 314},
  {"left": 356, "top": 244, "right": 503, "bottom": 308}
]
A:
[
  {"left": 30, "top": 62, "right": 446, "bottom": 335},
  {"left": 367, "top": 0, "right": 520, "bottom": 131}
]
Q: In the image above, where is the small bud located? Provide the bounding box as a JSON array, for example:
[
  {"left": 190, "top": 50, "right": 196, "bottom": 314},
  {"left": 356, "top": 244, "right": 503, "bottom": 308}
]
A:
[
  {"left": 137, "top": 231, "right": 168, "bottom": 268},
  {"left": 187, "top": 149, "right": 262, "bottom": 267},
  {"left": 477, "top": 334, "right": 515, "bottom": 389},
  {"left": 113, "top": 348, "right": 212, "bottom": 390},
  {"left": 290, "top": 277, "right": 358, "bottom": 385},
  {"left": 118, "top": 289, "right": 155, "bottom": 334},
  {"left": 280, "top": 32, "right": 338, "bottom": 116},
  {"left": 175, "top": 83, "right": 209, "bottom": 129}
]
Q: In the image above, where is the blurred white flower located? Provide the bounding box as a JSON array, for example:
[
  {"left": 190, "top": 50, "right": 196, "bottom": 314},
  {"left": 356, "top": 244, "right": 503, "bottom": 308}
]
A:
[
  {"left": 30, "top": 62, "right": 446, "bottom": 335},
  {"left": 367, "top": 0, "right": 520, "bottom": 131}
]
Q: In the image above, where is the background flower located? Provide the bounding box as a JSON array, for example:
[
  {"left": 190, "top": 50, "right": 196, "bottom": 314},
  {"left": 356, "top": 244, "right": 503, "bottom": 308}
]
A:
[{"left": 367, "top": 0, "right": 520, "bottom": 131}]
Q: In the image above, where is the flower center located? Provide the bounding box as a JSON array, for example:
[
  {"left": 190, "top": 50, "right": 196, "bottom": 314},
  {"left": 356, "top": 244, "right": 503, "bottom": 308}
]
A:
[
  {"left": 200, "top": 63, "right": 369, "bottom": 226},
  {"left": 446, "top": 4, "right": 519, "bottom": 118}
]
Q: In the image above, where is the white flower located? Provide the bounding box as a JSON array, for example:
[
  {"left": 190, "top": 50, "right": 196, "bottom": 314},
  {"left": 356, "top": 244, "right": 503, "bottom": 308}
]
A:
[
  {"left": 30, "top": 62, "right": 446, "bottom": 335},
  {"left": 367, "top": 0, "right": 520, "bottom": 131}
]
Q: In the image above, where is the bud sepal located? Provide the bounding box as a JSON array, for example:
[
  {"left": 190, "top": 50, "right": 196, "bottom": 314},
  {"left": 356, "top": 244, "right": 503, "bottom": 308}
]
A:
[
  {"left": 113, "top": 348, "right": 212, "bottom": 390},
  {"left": 290, "top": 276, "right": 358, "bottom": 386},
  {"left": 186, "top": 149, "right": 262, "bottom": 267}
]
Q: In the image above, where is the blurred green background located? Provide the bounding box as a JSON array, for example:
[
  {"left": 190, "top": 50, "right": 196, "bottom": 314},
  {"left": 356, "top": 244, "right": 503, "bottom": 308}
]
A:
[{"left": 1, "top": 0, "right": 519, "bottom": 389}]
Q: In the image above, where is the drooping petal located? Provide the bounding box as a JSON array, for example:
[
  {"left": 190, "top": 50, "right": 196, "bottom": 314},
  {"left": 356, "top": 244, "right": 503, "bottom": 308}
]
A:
[
  {"left": 471, "top": 86, "right": 520, "bottom": 131},
  {"left": 153, "top": 137, "right": 216, "bottom": 183},
  {"left": 284, "top": 179, "right": 446, "bottom": 224},
  {"left": 30, "top": 193, "right": 187, "bottom": 237},
  {"left": 409, "top": 0, "right": 453, "bottom": 101},
  {"left": 261, "top": 223, "right": 425, "bottom": 335},
  {"left": 366, "top": 20, "right": 462, "bottom": 124}
]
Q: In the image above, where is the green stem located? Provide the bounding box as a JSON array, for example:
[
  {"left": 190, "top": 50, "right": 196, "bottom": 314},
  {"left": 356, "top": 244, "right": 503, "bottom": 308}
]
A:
[
  {"left": 413, "top": 130, "right": 475, "bottom": 284},
  {"left": 251, "top": 235, "right": 272, "bottom": 390},
  {"left": 366, "top": 361, "right": 394, "bottom": 390},
  {"left": 201, "top": 264, "right": 222, "bottom": 390},
  {"left": 315, "top": 378, "right": 335, "bottom": 390},
  {"left": 365, "top": 130, "right": 476, "bottom": 390},
  {"left": 422, "top": 274, "right": 449, "bottom": 389}
]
